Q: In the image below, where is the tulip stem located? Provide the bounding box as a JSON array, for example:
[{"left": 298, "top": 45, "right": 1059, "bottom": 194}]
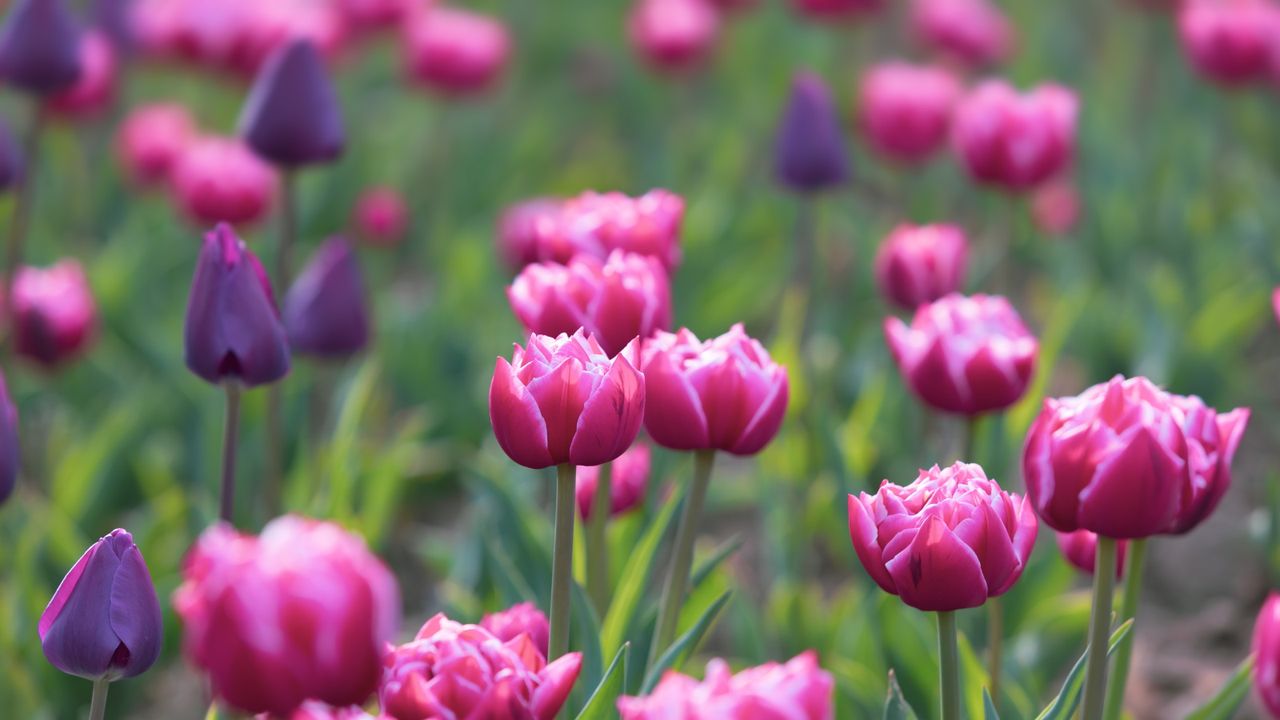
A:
[
  {"left": 4, "top": 102, "right": 43, "bottom": 321},
  {"left": 1081, "top": 536, "right": 1118, "bottom": 720},
  {"left": 1102, "top": 538, "right": 1147, "bottom": 720},
  {"left": 265, "top": 170, "right": 298, "bottom": 515},
  {"left": 937, "top": 610, "right": 960, "bottom": 720},
  {"left": 549, "top": 462, "right": 576, "bottom": 659},
  {"left": 987, "top": 597, "right": 1003, "bottom": 703},
  {"left": 219, "top": 384, "right": 242, "bottom": 524},
  {"left": 88, "top": 678, "right": 109, "bottom": 720},
  {"left": 585, "top": 462, "right": 612, "bottom": 615},
  {"left": 649, "top": 449, "right": 716, "bottom": 669}
]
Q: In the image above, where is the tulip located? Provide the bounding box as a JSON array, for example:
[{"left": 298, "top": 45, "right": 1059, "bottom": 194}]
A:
[
  {"left": 1056, "top": 530, "right": 1126, "bottom": 579},
  {"left": 240, "top": 39, "right": 345, "bottom": 168},
  {"left": 481, "top": 602, "right": 551, "bottom": 658},
  {"left": 171, "top": 136, "right": 278, "bottom": 226},
  {"left": 354, "top": 186, "right": 408, "bottom": 248},
  {"left": 11, "top": 259, "right": 97, "bottom": 369},
  {"left": 577, "top": 442, "right": 650, "bottom": 521},
  {"left": 263, "top": 703, "right": 384, "bottom": 720},
  {"left": 0, "top": 372, "right": 17, "bottom": 505},
  {"left": 337, "top": 0, "right": 408, "bottom": 32},
  {"left": 497, "top": 197, "right": 561, "bottom": 271},
  {"left": 951, "top": 80, "right": 1077, "bottom": 192},
  {"left": 45, "top": 32, "right": 117, "bottom": 119},
  {"left": 859, "top": 62, "right": 961, "bottom": 165},
  {"left": 774, "top": 71, "right": 849, "bottom": 194},
  {"left": 533, "top": 190, "right": 684, "bottom": 270},
  {"left": 284, "top": 238, "right": 370, "bottom": 359},
  {"left": 380, "top": 613, "right": 581, "bottom": 720},
  {"left": 618, "top": 651, "right": 834, "bottom": 719},
  {"left": 91, "top": 0, "right": 133, "bottom": 54},
  {"left": 116, "top": 102, "right": 197, "bottom": 188},
  {"left": 873, "top": 224, "right": 969, "bottom": 310},
  {"left": 236, "top": 1, "right": 347, "bottom": 79},
  {"left": 627, "top": 0, "right": 720, "bottom": 74},
  {"left": 790, "top": 0, "right": 883, "bottom": 21},
  {"left": 910, "top": 0, "right": 1013, "bottom": 68},
  {"left": 1273, "top": 287, "right": 1280, "bottom": 326},
  {"left": 0, "top": 0, "right": 83, "bottom": 95},
  {"left": 402, "top": 6, "right": 511, "bottom": 96},
  {"left": 1254, "top": 594, "right": 1280, "bottom": 718},
  {"left": 174, "top": 516, "right": 401, "bottom": 717},
  {"left": 1031, "top": 178, "right": 1080, "bottom": 236},
  {"left": 508, "top": 250, "right": 672, "bottom": 358},
  {"left": 1178, "top": 0, "right": 1280, "bottom": 87}
]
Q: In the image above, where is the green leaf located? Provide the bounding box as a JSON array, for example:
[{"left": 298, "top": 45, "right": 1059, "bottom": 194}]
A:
[
  {"left": 600, "top": 490, "right": 681, "bottom": 659},
  {"left": 1036, "top": 619, "right": 1135, "bottom": 720},
  {"left": 959, "top": 629, "right": 991, "bottom": 720},
  {"left": 569, "top": 577, "right": 605, "bottom": 712},
  {"left": 984, "top": 688, "right": 1001, "bottom": 720},
  {"left": 576, "top": 643, "right": 630, "bottom": 720},
  {"left": 1184, "top": 654, "right": 1255, "bottom": 720},
  {"left": 689, "top": 535, "right": 743, "bottom": 589},
  {"left": 882, "top": 670, "right": 921, "bottom": 720},
  {"left": 641, "top": 590, "right": 731, "bottom": 693}
]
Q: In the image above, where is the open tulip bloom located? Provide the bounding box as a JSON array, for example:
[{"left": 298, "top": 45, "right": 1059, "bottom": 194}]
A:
[{"left": 618, "top": 651, "right": 834, "bottom": 719}]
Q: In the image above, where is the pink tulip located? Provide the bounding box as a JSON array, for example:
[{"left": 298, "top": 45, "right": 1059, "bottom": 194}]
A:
[
  {"left": 173, "top": 516, "right": 401, "bottom": 717},
  {"left": 480, "top": 602, "right": 550, "bottom": 657},
  {"left": 45, "top": 31, "right": 117, "bottom": 119},
  {"left": 951, "top": 80, "right": 1077, "bottom": 192},
  {"left": 577, "top": 442, "right": 651, "bottom": 520},
  {"left": 116, "top": 102, "right": 198, "bottom": 187},
  {"left": 790, "top": 0, "right": 884, "bottom": 21},
  {"left": 497, "top": 197, "right": 562, "bottom": 271},
  {"left": 402, "top": 6, "right": 510, "bottom": 96},
  {"left": 873, "top": 224, "right": 969, "bottom": 310},
  {"left": 171, "top": 135, "right": 278, "bottom": 226},
  {"left": 1178, "top": 0, "right": 1280, "bottom": 86},
  {"left": 910, "top": 0, "right": 1013, "bottom": 67},
  {"left": 1031, "top": 177, "right": 1080, "bottom": 236},
  {"left": 627, "top": 0, "right": 720, "bottom": 74},
  {"left": 1273, "top": 287, "right": 1280, "bottom": 326},
  {"left": 883, "top": 293, "right": 1037, "bottom": 416},
  {"left": 353, "top": 186, "right": 408, "bottom": 247},
  {"left": 848, "top": 462, "right": 1038, "bottom": 611},
  {"left": 534, "top": 189, "right": 685, "bottom": 271},
  {"left": 380, "top": 613, "right": 582, "bottom": 720},
  {"left": 642, "top": 324, "right": 788, "bottom": 455},
  {"left": 337, "top": 0, "right": 409, "bottom": 32},
  {"left": 11, "top": 260, "right": 97, "bottom": 369},
  {"left": 508, "top": 250, "right": 672, "bottom": 358},
  {"left": 618, "top": 651, "right": 833, "bottom": 719},
  {"left": 1056, "top": 530, "right": 1127, "bottom": 579},
  {"left": 859, "top": 61, "right": 961, "bottom": 165},
  {"left": 489, "top": 330, "right": 645, "bottom": 469},
  {"left": 1254, "top": 593, "right": 1280, "bottom": 717},
  {"left": 258, "top": 702, "right": 383, "bottom": 720},
  {"left": 1023, "top": 375, "right": 1249, "bottom": 539},
  {"left": 235, "top": 0, "right": 347, "bottom": 77}
]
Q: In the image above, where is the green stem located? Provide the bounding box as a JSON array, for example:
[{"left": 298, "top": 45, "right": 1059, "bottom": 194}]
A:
[
  {"left": 219, "top": 385, "right": 241, "bottom": 525},
  {"left": 1102, "top": 538, "right": 1147, "bottom": 720},
  {"left": 585, "top": 462, "right": 612, "bottom": 615},
  {"left": 963, "top": 415, "right": 980, "bottom": 464},
  {"left": 88, "top": 678, "right": 109, "bottom": 720},
  {"left": 938, "top": 610, "right": 960, "bottom": 720},
  {"left": 794, "top": 197, "right": 818, "bottom": 342},
  {"left": 264, "top": 171, "right": 298, "bottom": 515},
  {"left": 548, "top": 462, "right": 576, "bottom": 659},
  {"left": 987, "top": 597, "right": 1003, "bottom": 704},
  {"left": 649, "top": 449, "right": 715, "bottom": 668},
  {"left": 5, "top": 103, "right": 43, "bottom": 311},
  {"left": 1081, "top": 537, "right": 1118, "bottom": 720}
]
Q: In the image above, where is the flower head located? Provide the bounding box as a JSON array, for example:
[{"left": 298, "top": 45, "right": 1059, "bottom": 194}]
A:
[
  {"left": 618, "top": 651, "right": 833, "bottom": 719},
  {"left": 11, "top": 259, "right": 97, "bottom": 369},
  {"left": 951, "top": 80, "right": 1077, "bottom": 192}
]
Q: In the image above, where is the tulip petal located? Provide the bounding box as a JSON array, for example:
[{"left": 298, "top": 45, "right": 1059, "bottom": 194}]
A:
[
  {"left": 532, "top": 652, "right": 582, "bottom": 720},
  {"left": 39, "top": 540, "right": 126, "bottom": 679},
  {"left": 527, "top": 357, "right": 594, "bottom": 463},
  {"left": 847, "top": 494, "right": 896, "bottom": 594},
  {"left": 109, "top": 545, "right": 163, "bottom": 677},
  {"left": 885, "top": 514, "right": 988, "bottom": 611},
  {"left": 489, "top": 357, "right": 554, "bottom": 469},
  {"left": 976, "top": 500, "right": 1022, "bottom": 596},
  {"left": 730, "top": 369, "right": 789, "bottom": 456},
  {"left": 642, "top": 349, "right": 710, "bottom": 450},
  {"left": 569, "top": 353, "right": 645, "bottom": 466},
  {"left": 906, "top": 336, "right": 969, "bottom": 414},
  {"left": 1077, "top": 426, "right": 1184, "bottom": 538}
]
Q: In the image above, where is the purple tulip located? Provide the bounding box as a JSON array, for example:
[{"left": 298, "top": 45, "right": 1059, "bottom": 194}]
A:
[
  {"left": 284, "top": 238, "right": 370, "bottom": 359},
  {"left": 0, "top": 372, "right": 18, "bottom": 505},
  {"left": 39, "top": 529, "right": 162, "bottom": 680},
  {"left": 774, "top": 71, "right": 849, "bottom": 193},
  {"left": 0, "top": 0, "right": 83, "bottom": 95},
  {"left": 184, "top": 223, "right": 291, "bottom": 387},
  {"left": 239, "top": 39, "right": 345, "bottom": 167},
  {"left": 91, "top": 0, "right": 133, "bottom": 54}
]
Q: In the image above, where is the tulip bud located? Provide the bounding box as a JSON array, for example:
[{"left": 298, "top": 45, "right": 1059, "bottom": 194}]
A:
[
  {"left": 490, "top": 330, "right": 645, "bottom": 469},
  {"left": 0, "top": 372, "right": 17, "bottom": 505},
  {"left": 45, "top": 31, "right": 117, "bottom": 119},
  {"left": 284, "top": 237, "right": 370, "bottom": 359},
  {"left": 174, "top": 516, "right": 401, "bottom": 716},
  {"left": 1055, "top": 530, "right": 1126, "bottom": 579},
  {"left": 642, "top": 324, "right": 789, "bottom": 455},
  {"left": 240, "top": 39, "right": 345, "bottom": 167},
  {"left": 0, "top": 0, "right": 83, "bottom": 95},
  {"left": 774, "top": 72, "right": 850, "bottom": 194},
  {"left": 402, "top": 7, "right": 510, "bottom": 96},
  {"left": 951, "top": 81, "right": 1077, "bottom": 192},
  {"left": 536, "top": 190, "right": 685, "bottom": 270},
  {"left": 184, "top": 223, "right": 290, "bottom": 387},
  {"left": 884, "top": 293, "right": 1037, "bottom": 416},
  {"left": 1178, "top": 0, "right": 1280, "bottom": 87},
  {"left": 498, "top": 198, "right": 562, "bottom": 271},
  {"left": 910, "top": 0, "right": 1013, "bottom": 67},
  {"left": 353, "top": 186, "right": 408, "bottom": 248},
  {"left": 380, "top": 613, "right": 582, "bottom": 720},
  {"left": 790, "top": 0, "right": 883, "bottom": 21},
  {"left": 859, "top": 62, "right": 960, "bottom": 165},
  {"left": 480, "top": 601, "right": 551, "bottom": 657},
  {"left": 577, "top": 442, "right": 650, "bottom": 521},
  {"left": 848, "top": 462, "right": 1038, "bottom": 611},
  {"left": 39, "top": 529, "right": 162, "bottom": 681},
  {"left": 627, "top": 0, "right": 720, "bottom": 74},
  {"left": 1030, "top": 178, "right": 1079, "bottom": 236},
  {"left": 618, "top": 651, "right": 834, "bottom": 719},
  {"left": 873, "top": 224, "right": 969, "bottom": 310},
  {"left": 116, "top": 102, "right": 197, "bottom": 188},
  {"left": 1023, "top": 375, "right": 1249, "bottom": 539},
  {"left": 0, "top": 117, "right": 23, "bottom": 192},
  {"left": 11, "top": 259, "right": 97, "bottom": 369},
  {"left": 1254, "top": 593, "right": 1280, "bottom": 717},
  {"left": 171, "top": 136, "right": 278, "bottom": 226}
]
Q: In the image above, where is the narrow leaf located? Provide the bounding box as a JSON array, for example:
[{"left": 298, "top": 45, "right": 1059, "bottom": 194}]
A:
[
  {"left": 882, "top": 670, "right": 921, "bottom": 720},
  {"left": 640, "top": 590, "right": 731, "bottom": 693},
  {"left": 600, "top": 491, "right": 681, "bottom": 658},
  {"left": 1036, "top": 619, "right": 1135, "bottom": 720},
  {"left": 1184, "top": 654, "right": 1255, "bottom": 720},
  {"left": 576, "top": 643, "right": 631, "bottom": 720}
]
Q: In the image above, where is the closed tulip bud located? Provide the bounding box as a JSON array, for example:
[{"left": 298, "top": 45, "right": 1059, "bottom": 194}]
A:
[
  {"left": 1056, "top": 530, "right": 1126, "bottom": 578},
  {"left": 790, "top": 0, "right": 883, "bottom": 21},
  {"left": 284, "top": 238, "right": 370, "bottom": 359},
  {"left": 402, "top": 7, "right": 510, "bottom": 96},
  {"left": 174, "top": 516, "right": 401, "bottom": 716},
  {"left": 12, "top": 259, "right": 97, "bottom": 369},
  {"left": 874, "top": 224, "right": 969, "bottom": 310},
  {"left": 490, "top": 330, "right": 645, "bottom": 469},
  {"left": 184, "top": 223, "right": 290, "bottom": 387},
  {"left": 117, "top": 102, "right": 197, "bottom": 188},
  {"left": 642, "top": 324, "right": 788, "bottom": 455},
  {"left": 1023, "top": 375, "right": 1249, "bottom": 539},
  {"left": 353, "top": 186, "right": 408, "bottom": 248},
  {"left": 381, "top": 613, "right": 582, "bottom": 720},
  {"left": 171, "top": 136, "right": 278, "bottom": 226},
  {"left": 538, "top": 190, "right": 685, "bottom": 270},
  {"left": 240, "top": 39, "right": 345, "bottom": 167},
  {"left": 884, "top": 293, "right": 1037, "bottom": 416},
  {"left": 1254, "top": 593, "right": 1280, "bottom": 717},
  {"left": 1178, "top": 0, "right": 1280, "bottom": 86},
  {"left": 618, "top": 651, "right": 834, "bottom": 719},
  {"left": 577, "top": 442, "right": 650, "bottom": 521},
  {"left": 480, "top": 602, "right": 551, "bottom": 657},
  {"left": 1031, "top": 177, "right": 1080, "bottom": 236},
  {"left": 498, "top": 198, "right": 562, "bottom": 271},
  {"left": 859, "top": 62, "right": 961, "bottom": 165},
  {"left": 508, "top": 250, "right": 672, "bottom": 358},
  {"left": 45, "top": 32, "right": 117, "bottom": 119},
  {"left": 0, "top": 373, "right": 17, "bottom": 505},
  {"left": 627, "top": 0, "right": 720, "bottom": 74},
  {"left": 848, "top": 462, "right": 1038, "bottom": 611},
  {"left": 910, "top": 0, "right": 1013, "bottom": 67},
  {"left": 0, "top": 117, "right": 23, "bottom": 192},
  {"left": 774, "top": 72, "right": 850, "bottom": 193},
  {"left": 0, "top": 0, "right": 83, "bottom": 95},
  {"left": 952, "top": 81, "right": 1077, "bottom": 193},
  {"left": 39, "top": 529, "right": 163, "bottom": 680}
]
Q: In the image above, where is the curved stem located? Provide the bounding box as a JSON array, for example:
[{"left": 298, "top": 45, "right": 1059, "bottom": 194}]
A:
[
  {"left": 1081, "top": 537, "right": 1118, "bottom": 720},
  {"left": 219, "top": 385, "right": 242, "bottom": 525},
  {"left": 585, "top": 462, "right": 612, "bottom": 615},
  {"left": 88, "top": 678, "right": 109, "bottom": 720},
  {"left": 937, "top": 610, "right": 960, "bottom": 720},
  {"left": 548, "top": 463, "right": 576, "bottom": 659},
  {"left": 1102, "top": 538, "right": 1148, "bottom": 720},
  {"left": 649, "top": 449, "right": 715, "bottom": 668}
]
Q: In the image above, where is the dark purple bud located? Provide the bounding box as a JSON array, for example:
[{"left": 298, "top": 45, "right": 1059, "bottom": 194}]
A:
[
  {"left": 184, "top": 223, "right": 291, "bottom": 387},
  {"left": 239, "top": 39, "right": 345, "bottom": 168},
  {"left": 284, "top": 237, "right": 371, "bottom": 359},
  {"left": 0, "top": 372, "right": 18, "bottom": 505},
  {"left": 39, "top": 529, "right": 162, "bottom": 681},
  {"left": 0, "top": 0, "right": 83, "bottom": 96},
  {"left": 774, "top": 71, "right": 849, "bottom": 193},
  {"left": 0, "top": 116, "right": 24, "bottom": 191}
]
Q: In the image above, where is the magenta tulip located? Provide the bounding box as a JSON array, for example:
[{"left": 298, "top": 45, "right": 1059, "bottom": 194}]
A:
[
  {"left": 0, "top": 372, "right": 17, "bottom": 506},
  {"left": 45, "top": 31, "right": 117, "bottom": 119},
  {"left": 910, "top": 0, "right": 1013, "bottom": 67},
  {"left": 262, "top": 702, "right": 384, "bottom": 720},
  {"left": 1030, "top": 178, "right": 1080, "bottom": 236},
  {"left": 171, "top": 136, "right": 278, "bottom": 226},
  {"left": 534, "top": 190, "right": 685, "bottom": 271},
  {"left": 402, "top": 6, "right": 510, "bottom": 97},
  {"left": 1056, "top": 530, "right": 1127, "bottom": 578},
  {"left": 951, "top": 80, "right": 1077, "bottom": 192},
  {"left": 116, "top": 103, "right": 197, "bottom": 188},
  {"left": 353, "top": 186, "right": 408, "bottom": 248},
  {"left": 497, "top": 198, "right": 562, "bottom": 271},
  {"left": 873, "top": 224, "right": 969, "bottom": 310},
  {"left": 1178, "top": 0, "right": 1280, "bottom": 86},
  {"left": 577, "top": 442, "right": 651, "bottom": 521},
  {"left": 1254, "top": 593, "right": 1280, "bottom": 717},
  {"left": 627, "top": 0, "right": 720, "bottom": 74},
  {"left": 11, "top": 259, "right": 97, "bottom": 369},
  {"left": 480, "top": 602, "right": 550, "bottom": 657},
  {"left": 618, "top": 651, "right": 834, "bottom": 719},
  {"left": 859, "top": 62, "right": 961, "bottom": 165}
]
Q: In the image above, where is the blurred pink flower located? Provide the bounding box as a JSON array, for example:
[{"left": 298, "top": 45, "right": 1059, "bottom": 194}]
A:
[
  {"left": 859, "top": 61, "right": 961, "bottom": 164},
  {"left": 1031, "top": 177, "right": 1080, "bottom": 236},
  {"left": 951, "top": 80, "right": 1077, "bottom": 192},
  {"left": 480, "top": 602, "right": 550, "bottom": 657},
  {"left": 354, "top": 186, "right": 408, "bottom": 247},
  {"left": 45, "top": 31, "right": 117, "bottom": 119},
  {"left": 628, "top": 0, "right": 720, "bottom": 74},
  {"left": 618, "top": 651, "right": 834, "bottom": 719},
  {"left": 116, "top": 102, "right": 198, "bottom": 187},
  {"left": 260, "top": 702, "right": 384, "bottom": 720},
  {"left": 577, "top": 442, "right": 651, "bottom": 521},
  {"left": 12, "top": 260, "right": 97, "bottom": 369},
  {"left": 171, "top": 135, "right": 278, "bottom": 226},
  {"left": 1056, "top": 529, "right": 1127, "bottom": 578},
  {"left": 497, "top": 198, "right": 562, "bottom": 271},
  {"left": 1178, "top": 0, "right": 1280, "bottom": 86},
  {"left": 1254, "top": 593, "right": 1280, "bottom": 717},
  {"left": 873, "top": 223, "right": 969, "bottom": 310},
  {"left": 402, "top": 6, "right": 510, "bottom": 96},
  {"left": 911, "top": 0, "right": 1013, "bottom": 67},
  {"left": 535, "top": 189, "right": 684, "bottom": 270},
  {"left": 337, "top": 0, "right": 411, "bottom": 33}
]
